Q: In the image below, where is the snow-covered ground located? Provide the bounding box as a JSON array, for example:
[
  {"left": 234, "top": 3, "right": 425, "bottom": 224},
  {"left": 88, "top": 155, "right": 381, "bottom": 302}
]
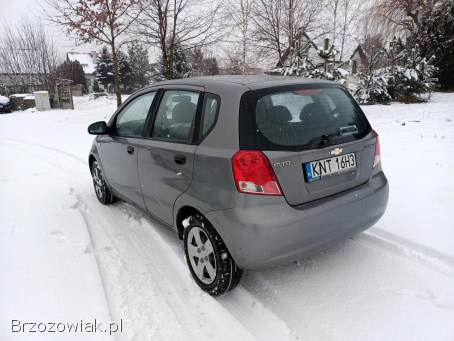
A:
[{"left": 1, "top": 93, "right": 453, "bottom": 341}]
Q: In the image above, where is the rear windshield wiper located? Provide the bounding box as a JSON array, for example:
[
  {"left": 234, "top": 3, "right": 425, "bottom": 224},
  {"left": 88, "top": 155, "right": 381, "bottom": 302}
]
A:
[
  {"left": 307, "top": 125, "right": 360, "bottom": 149},
  {"left": 307, "top": 132, "right": 340, "bottom": 148},
  {"left": 339, "top": 125, "right": 358, "bottom": 136}
]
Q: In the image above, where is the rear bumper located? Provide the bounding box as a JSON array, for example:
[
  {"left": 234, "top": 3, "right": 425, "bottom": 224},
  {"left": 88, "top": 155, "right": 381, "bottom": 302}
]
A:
[{"left": 206, "top": 171, "right": 389, "bottom": 269}]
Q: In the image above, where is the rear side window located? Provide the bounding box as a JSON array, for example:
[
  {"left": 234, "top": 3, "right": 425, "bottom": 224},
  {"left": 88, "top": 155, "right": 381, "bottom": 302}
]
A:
[
  {"left": 151, "top": 90, "right": 199, "bottom": 143},
  {"left": 240, "top": 85, "right": 371, "bottom": 151},
  {"left": 114, "top": 92, "right": 156, "bottom": 137},
  {"left": 200, "top": 93, "right": 220, "bottom": 139}
]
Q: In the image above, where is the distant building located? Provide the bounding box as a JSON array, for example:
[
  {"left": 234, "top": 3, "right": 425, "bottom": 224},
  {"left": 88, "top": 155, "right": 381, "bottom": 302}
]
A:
[
  {"left": 349, "top": 45, "right": 368, "bottom": 75},
  {"left": 275, "top": 31, "right": 324, "bottom": 69},
  {"left": 66, "top": 51, "right": 97, "bottom": 92}
]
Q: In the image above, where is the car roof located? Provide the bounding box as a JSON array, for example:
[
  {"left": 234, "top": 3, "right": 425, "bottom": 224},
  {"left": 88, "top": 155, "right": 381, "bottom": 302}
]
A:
[{"left": 147, "top": 75, "right": 338, "bottom": 91}]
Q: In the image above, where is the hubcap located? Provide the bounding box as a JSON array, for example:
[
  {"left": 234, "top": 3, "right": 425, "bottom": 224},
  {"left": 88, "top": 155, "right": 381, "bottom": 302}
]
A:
[
  {"left": 187, "top": 226, "right": 216, "bottom": 284},
  {"left": 92, "top": 163, "right": 104, "bottom": 198}
]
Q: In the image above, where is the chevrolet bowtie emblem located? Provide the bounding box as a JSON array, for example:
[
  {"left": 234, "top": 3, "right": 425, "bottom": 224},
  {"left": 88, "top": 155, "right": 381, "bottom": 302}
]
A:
[{"left": 330, "top": 147, "right": 343, "bottom": 156}]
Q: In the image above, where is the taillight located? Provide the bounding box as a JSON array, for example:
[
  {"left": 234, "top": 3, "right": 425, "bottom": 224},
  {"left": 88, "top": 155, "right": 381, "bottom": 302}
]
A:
[
  {"left": 372, "top": 129, "right": 381, "bottom": 168},
  {"left": 232, "top": 150, "right": 282, "bottom": 196}
]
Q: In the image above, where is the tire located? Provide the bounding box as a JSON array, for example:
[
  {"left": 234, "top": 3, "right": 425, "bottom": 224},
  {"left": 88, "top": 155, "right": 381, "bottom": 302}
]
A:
[
  {"left": 183, "top": 214, "right": 242, "bottom": 296},
  {"left": 91, "top": 160, "right": 116, "bottom": 205}
]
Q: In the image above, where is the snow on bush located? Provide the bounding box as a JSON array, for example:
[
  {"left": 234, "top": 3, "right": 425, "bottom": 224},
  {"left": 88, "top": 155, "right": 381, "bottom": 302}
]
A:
[
  {"left": 354, "top": 72, "right": 392, "bottom": 105},
  {"left": 354, "top": 45, "right": 438, "bottom": 104},
  {"left": 388, "top": 45, "right": 438, "bottom": 103}
]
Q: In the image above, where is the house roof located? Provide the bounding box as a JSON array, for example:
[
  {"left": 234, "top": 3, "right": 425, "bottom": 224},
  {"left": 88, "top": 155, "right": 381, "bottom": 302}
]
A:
[
  {"left": 276, "top": 31, "right": 319, "bottom": 68},
  {"left": 67, "top": 52, "right": 97, "bottom": 75},
  {"left": 350, "top": 45, "right": 367, "bottom": 61}
]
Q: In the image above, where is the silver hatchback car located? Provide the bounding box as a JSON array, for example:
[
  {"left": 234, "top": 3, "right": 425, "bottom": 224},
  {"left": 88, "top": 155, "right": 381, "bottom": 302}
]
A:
[{"left": 88, "top": 75, "right": 389, "bottom": 295}]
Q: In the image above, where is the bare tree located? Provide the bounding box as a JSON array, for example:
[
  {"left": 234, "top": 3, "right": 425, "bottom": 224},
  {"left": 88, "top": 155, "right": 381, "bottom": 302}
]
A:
[
  {"left": 338, "top": 0, "right": 363, "bottom": 60},
  {"left": 365, "top": 0, "right": 439, "bottom": 41},
  {"left": 132, "top": 0, "right": 222, "bottom": 80},
  {"left": 223, "top": 0, "right": 253, "bottom": 74},
  {"left": 322, "top": 0, "right": 364, "bottom": 61},
  {"left": 252, "top": 0, "right": 323, "bottom": 64},
  {"left": 327, "top": 0, "right": 340, "bottom": 50},
  {"left": 0, "top": 19, "right": 59, "bottom": 89},
  {"left": 45, "top": 0, "right": 140, "bottom": 107}
]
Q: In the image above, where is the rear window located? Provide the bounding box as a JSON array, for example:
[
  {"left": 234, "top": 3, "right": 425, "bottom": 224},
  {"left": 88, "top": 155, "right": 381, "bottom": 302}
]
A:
[{"left": 239, "top": 85, "right": 371, "bottom": 151}]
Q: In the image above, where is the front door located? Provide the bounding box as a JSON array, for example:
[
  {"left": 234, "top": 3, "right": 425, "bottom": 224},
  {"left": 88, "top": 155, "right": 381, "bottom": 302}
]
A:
[
  {"left": 98, "top": 91, "right": 157, "bottom": 207},
  {"left": 138, "top": 89, "right": 201, "bottom": 225}
]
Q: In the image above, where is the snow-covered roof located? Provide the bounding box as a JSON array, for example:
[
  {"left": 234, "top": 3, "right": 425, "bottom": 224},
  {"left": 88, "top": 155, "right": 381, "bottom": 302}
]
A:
[{"left": 67, "top": 52, "right": 97, "bottom": 75}]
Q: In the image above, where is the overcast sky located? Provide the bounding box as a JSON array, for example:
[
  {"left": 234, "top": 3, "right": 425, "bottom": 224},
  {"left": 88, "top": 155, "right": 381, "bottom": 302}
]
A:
[{"left": 0, "top": 0, "right": 98, "bottom": 57}]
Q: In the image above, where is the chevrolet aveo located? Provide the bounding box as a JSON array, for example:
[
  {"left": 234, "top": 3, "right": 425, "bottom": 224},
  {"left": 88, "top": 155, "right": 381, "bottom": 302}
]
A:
[{"left": 88, "top": 76, "right": 389, "bottom": 295}]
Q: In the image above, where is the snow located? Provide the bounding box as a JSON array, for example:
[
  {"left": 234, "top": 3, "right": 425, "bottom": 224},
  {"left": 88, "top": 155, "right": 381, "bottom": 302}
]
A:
[
  {"left": 0, "top": 95, "right": 9, "bottom": 104},
  {"left": 1, "top": 94, "right": 454, "bottom": 340},
  {"left": 67, "top": 52, "right": 97, "bottom": 75},
  {"left": 9, "top": 93, "right": 30, "bottom": 98}
]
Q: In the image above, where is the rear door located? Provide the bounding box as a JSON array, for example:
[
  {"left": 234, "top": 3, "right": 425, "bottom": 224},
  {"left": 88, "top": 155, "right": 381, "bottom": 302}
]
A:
[
  {"left": 240, "top": 85, "right": 375, "bottom": 206},
  {"left": 98, "top": 91, "right": 157, "bottom": 208},
  {"left": 137, "top": 87, "right": 202, "bottom": 225}
]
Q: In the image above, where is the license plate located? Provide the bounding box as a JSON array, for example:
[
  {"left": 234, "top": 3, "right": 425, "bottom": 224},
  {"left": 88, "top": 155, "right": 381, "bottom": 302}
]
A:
[{"left": 305, "top": 153, "right": 356, "bottom": 182}]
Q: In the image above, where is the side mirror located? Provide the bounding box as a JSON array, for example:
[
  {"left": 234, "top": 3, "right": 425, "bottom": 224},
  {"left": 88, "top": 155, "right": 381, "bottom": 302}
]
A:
[{"left": 88, "top": 121, "right": 108, "bottom": 135}]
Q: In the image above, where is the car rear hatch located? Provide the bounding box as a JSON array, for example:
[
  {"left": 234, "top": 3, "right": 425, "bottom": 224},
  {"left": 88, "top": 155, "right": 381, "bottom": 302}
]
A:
[{"left": 239, "top": 84, "right": 376, "bottom": 206}]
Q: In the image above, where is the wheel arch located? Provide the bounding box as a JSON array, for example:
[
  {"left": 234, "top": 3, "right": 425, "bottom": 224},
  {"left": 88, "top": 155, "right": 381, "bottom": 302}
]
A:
[
  {"left": 175, "top": 205, "right": 204, "bottom": 240},
  {"left": 88, "top": 154, "right": 97, "bottom": 174}
]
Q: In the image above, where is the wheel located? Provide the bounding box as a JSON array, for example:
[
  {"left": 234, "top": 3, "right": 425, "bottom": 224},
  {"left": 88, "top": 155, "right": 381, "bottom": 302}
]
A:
[
  {"left": 183, "top": 214, "right": 242, "bottom": 296},
  {"left": 91, "top": 160, "right": 116, "bottom": 205}
]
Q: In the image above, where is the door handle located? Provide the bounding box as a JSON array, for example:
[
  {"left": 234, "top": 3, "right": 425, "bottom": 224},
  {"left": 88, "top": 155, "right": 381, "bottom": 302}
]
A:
[
  {"left": 174, "top": 154, "right": 186, "bottom": 165},
  {"left": 127, "top": 145, "right": 135, "bottom": 154}
]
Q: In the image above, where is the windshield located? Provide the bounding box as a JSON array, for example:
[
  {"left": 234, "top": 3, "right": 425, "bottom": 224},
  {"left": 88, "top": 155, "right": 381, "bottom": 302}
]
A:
[{"left": 239, "top": 85, "right": 371, "bottom": 151}]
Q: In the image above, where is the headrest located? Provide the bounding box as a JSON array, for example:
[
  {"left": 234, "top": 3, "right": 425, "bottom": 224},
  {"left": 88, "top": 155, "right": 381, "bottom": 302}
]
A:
[
  {"left": 172, "top": 102, "right": 197, "bottom": 123},
  {"left": 271, "top": 105, "right": 292, "bottom": 123},
  {"left": 300, "top": 103, "right": 322, "bottom": 121}
]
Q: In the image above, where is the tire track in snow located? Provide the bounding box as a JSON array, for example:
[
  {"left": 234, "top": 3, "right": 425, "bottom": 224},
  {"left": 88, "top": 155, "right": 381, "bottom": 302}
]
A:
[
  {"left": 0, "top": 141, "right": 119, "bottom": 339},
  {"left": 0, "top": 137, "right": 86, "bottom": 164},
  {"left": 360, "top": 228, "right": 454, "bottom": 277},
  {"left": 5, "top": 138, "right": 454, "bottom": 339},
  {"left": 0, "top": 140, "right": 199, "bottom": 339},
  {"left": 1, "top": 139, "right": 294, "bottom": 340}
]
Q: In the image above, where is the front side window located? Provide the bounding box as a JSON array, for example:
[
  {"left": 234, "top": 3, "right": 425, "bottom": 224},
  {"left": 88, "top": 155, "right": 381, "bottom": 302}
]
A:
[
  {"left": 240, "top": 85, "right": 371, "bottom": 151},
  {"left": 114, "top": 92, "right": 156, "bottom": 137},
  {"left": 151, "top": 90, "right": 199, "bottom": 143}
]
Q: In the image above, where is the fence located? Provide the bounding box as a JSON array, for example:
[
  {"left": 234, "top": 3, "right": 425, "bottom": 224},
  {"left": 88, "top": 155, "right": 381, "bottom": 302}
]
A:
[{"left": 2, "top": 84, "right": 74, "bottom": 110}]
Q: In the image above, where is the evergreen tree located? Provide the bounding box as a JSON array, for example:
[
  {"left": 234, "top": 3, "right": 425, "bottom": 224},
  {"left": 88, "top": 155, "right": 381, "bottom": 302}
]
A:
[
  {"left": 354, "top": 49, "right": 392, "bottom": 104},
  {"left": 127, "top": 41, "right": 152, "bottom": 88},
  {"left": 281, "top": 37, "right": 348, "bottom": 83},
  {"left": 354, "top": 71, "right": 392, "bottom": 105},
  {"left": 190, "top": 47, "right": 205, "bottom": 76},
  {"left": 389, "top": 44, "right": 438, "bottom": 102},
  {"left": 172, "top": 43, "right": 191, "bottom": 79},
  {"left": 282, "top": 39, "right": 315, "bottom": 76},
  {"left": 189, "top": 47, "right": 219, "bottom": 76},
  {"left": 117, "top": 50, "right": 133, "bottom": 91},
  {"left": 92, "top": 79, "right": 100, "bottom": 92},
  {"left": 416, "top": 0, "right": 454, "bottom": 89},
  {"left": 56, "top": 60, "right": 88, "bottom": 93},
  {"left": 95, "top": 47, "right": 114, "bottom": 90},
  {"left": 204, "top": 57, "right": 219, "bottom": 75}
]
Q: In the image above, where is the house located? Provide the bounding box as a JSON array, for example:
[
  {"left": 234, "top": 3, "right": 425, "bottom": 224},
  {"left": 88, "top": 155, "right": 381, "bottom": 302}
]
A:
[
  {"left": 66, "top": 51, "right": 97, "bottom": 92},
  {"left": 349, "top": 45, "right": 368, "bottom": 75},
  {"left": 275, "top": 31, "right": 324, "bottom": 69}
]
